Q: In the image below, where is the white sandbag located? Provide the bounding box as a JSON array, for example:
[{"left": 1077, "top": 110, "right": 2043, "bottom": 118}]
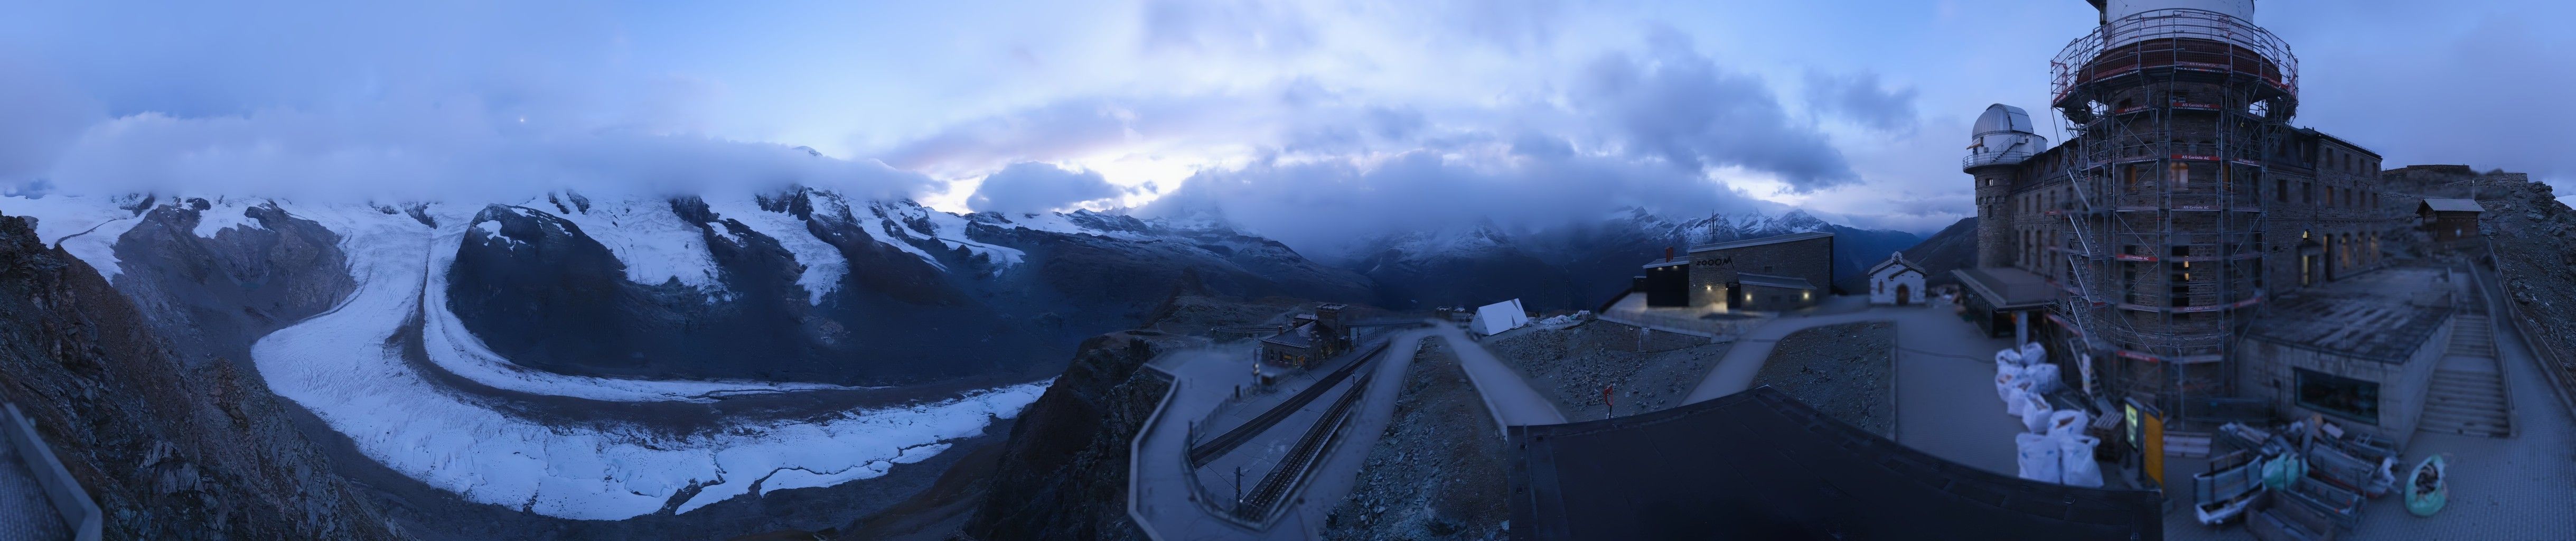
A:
[
  {"left": 2017, "top": 433, "right": 2063, "bottom": 483},
  {"left": 2019, "top": 393, "right": 2055, "bottom": 433},
  {"left": 2004, "top": 387, "right": 2029, "bottom": 417},
  {"left": 2019, "top": 342, "right": 2047, "bottom": 366},
  {"left": 2022, "top": 363, "right": 2062, "bottom": 395},
  {"left": 2046, "top": 409, "right": 2088, "bottom": 438},
  {"left": 2059, "top": 435, "right": 2104, "bottom": 488}
]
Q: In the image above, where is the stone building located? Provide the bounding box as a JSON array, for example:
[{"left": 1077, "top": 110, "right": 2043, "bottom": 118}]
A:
[
  {"left": 1686, "top": 231, "right": 1834, "bottom": 309},
  {"left": 1959, "top": 1, "right": 2419, "bottom": 412},
  {"left": 1258, "top": 303, "right": 1350, "bottom": 368}
]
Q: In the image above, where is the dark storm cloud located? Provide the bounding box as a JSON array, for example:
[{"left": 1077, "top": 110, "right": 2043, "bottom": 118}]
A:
[
  {"left": 968, "top": 162, "right": 1128, "bottom": 213},
  {"left": 1573, "top": 30, "right": 1858, "bottom": 193},
  {"left": 1137, "top": 139, "right": 1765, "bottom": 256},
  {"left": 1805, "top": 71, "right": 1919, "bottom": 133}
]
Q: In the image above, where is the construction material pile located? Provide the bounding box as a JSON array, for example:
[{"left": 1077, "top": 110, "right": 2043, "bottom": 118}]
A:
[{"left": 1994, "top": 343, "right": 2102, "bottom": 487}]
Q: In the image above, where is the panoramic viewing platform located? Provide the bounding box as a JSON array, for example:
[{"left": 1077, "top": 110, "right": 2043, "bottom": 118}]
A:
[{"left": 2, "top": 0, "right": 2570, "bottom": 539}]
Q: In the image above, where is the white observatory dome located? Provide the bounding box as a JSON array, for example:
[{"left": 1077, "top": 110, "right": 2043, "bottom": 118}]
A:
[
  {"left": 2102, "top": 0, "right": 2254, "bottom": 24},
  {"left": 1964, "top": 104, "right": 2046, "bottom": 170},
  {"left": 1972, "top": 104, "right": 2036, "bottom": 138}
]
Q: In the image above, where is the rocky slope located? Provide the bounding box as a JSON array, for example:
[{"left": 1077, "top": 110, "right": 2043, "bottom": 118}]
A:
[
  {"left": 1344, "top": 208, "right": 1922, "bottom": 312},
  {"left": 2409, "top": 170, "right": 2576, "bottom": 389},
  {"left": 952, "top": 330, "right": 1192, "bottom": 541},
  {"left": 1901, "top": 217, "right": 1976, "bottom": 287},
  {"left": 0, "top": 211, "right": 402, "bottom": 539}
]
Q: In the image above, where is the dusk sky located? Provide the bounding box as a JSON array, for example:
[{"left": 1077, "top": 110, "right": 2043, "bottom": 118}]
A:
[{"left": 3, "top": 0, "right": 2569, "bottom": 244}]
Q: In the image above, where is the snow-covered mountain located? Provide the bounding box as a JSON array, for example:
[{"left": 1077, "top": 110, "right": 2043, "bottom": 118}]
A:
[
  {"left": 1341, "top": 207, "right": 1925, "bottom": 311},
  {"left": 0, "top": 188, "right": 1371, "bottom": 524}
]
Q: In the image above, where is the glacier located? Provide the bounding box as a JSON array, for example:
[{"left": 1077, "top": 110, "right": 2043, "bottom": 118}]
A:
[{"left": 3, "top": 193, "right": 1049, "bottom": 520}]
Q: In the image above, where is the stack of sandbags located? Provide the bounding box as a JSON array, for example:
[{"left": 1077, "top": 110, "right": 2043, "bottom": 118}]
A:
[{"left": 2016, "top": 409, "right": 2104, "bottom": 487}]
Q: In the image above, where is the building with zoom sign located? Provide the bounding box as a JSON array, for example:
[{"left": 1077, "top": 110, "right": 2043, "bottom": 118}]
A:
[{"left": 1959, "top": 0, "right": 2449, "bottom": 443}]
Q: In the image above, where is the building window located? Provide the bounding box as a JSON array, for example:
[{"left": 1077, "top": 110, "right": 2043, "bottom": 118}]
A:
[
  {"left": 2276, "top": 179, "right": 2288, "bottom": 203},
  {"left": 2296, "top": 368, "right": 2381, "bottom": 424}
]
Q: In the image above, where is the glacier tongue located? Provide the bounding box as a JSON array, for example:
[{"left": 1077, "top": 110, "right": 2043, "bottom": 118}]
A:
[
  {"left": 0, "top": 194, "right": 148, "bottom": 279},
  {"left": 238, "top": 200, "right": 1047, "bottom": 520}
]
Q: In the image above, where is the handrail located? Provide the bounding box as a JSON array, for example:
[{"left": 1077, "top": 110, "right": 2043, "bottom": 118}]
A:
[{"left": 2476, "top": 241, "right": 2576, "bottom": 419}]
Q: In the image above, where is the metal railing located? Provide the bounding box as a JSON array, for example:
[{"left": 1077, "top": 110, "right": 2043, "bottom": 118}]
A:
[
  {"left": 2051, "top": 8, "right": 2300, "bottom": 105},
  {"left": 1964, "top": 150, "right": 2039, "bottom": 170},
  {"left": 2477, "top": 241, "right": 2576, "bottom": 419}
]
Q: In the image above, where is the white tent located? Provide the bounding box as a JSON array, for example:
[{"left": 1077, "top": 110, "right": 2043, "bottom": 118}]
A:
[{"left": 1470, "top": 299, "right": 1530, "bottom": 336}]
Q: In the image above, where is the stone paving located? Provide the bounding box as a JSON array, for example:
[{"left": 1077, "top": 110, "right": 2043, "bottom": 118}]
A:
[
  {"left": 1680, "top": 298, "right": 2025, "bottom": 475},
  {"left": 0, "top": 433, "right": 69, "bottom": 541}
]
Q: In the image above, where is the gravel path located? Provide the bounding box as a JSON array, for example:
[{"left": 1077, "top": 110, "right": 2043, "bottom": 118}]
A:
[
  {"left": 1485, "top": 321, "right": 1730, "bottom": 422},
  {"left": 1322, "top": 339, "right": 1509, "bottom": 541},
  {"left": 1750, "top": 321, "right": 1895, "bottom": 436}
]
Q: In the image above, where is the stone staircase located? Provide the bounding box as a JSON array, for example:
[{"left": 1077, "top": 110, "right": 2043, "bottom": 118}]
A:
[{"left": 2421, "top": 314, "right": 2510, "bottom": 438}]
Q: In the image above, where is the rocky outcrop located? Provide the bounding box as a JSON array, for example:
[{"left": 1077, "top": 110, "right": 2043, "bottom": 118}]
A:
[
  {"left": 956, "top": 330, "right": 1191, "bottom": 541},
  {"left": 107, "top": 199, "right": 357, "bottom": 369},
  {"left": 0, "top": 212, "right": 402, "bottom": 540}
]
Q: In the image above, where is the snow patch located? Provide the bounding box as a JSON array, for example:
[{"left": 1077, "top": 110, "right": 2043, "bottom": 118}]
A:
[
  {"left": 700, "top": 194, "right": 849, "bottom": 305},
  {"left": 535, "top": 197, "right": 727, "bottom": 292},
  {"left": 920, "top": 211, "right": 1026, "bottom": 270},
  {"left": 191, "top": 198, "right": 269, "bottom": 239}
]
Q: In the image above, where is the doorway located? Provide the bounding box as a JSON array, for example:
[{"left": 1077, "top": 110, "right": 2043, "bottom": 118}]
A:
[{"left": 1896, "top": 284, "right": 1912, "bottom": 306}]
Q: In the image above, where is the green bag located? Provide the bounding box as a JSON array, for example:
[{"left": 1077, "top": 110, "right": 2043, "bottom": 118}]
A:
[
  {"left": 2261, "top": 454, "right": 2305, "bottom": 491},
  {"left": 2405, "top": 455, "right": 2448, "bottom": 517}
]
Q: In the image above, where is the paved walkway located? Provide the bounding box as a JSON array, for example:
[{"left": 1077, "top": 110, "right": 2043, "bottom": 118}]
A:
[
  {"left": 1428, "top": 324, "right": 1567, "bottom": 438},
  {"left": 1130, "top": 332, "right": 1429, "bottom": 540},
  {"left": 1681, "top": 301, "right": 2024, "bottom": 475},
  {"left": 0, "top": 434, "right": 69, "bottom": 541}
]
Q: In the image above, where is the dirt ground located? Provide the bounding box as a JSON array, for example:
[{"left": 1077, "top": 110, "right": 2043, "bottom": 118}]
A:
[
  {"left": 1323, "top": 338, "right": 1510, "bottom": 541},
  {"left": 1484, "top": 320, "right": 1731, "bottom": 421},
  {"left": 1751, "top": 321, "right": 1895, "bottom": 436}
]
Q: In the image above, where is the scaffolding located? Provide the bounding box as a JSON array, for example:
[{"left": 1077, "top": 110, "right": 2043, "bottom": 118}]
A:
[{"left": 2045, "top": 8, "right": 2298, "bottom": 413}]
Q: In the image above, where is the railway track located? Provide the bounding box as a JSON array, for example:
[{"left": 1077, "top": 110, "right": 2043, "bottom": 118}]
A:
[{"left": 1186, "top": 341, "right": 1388, "bottom": 467}]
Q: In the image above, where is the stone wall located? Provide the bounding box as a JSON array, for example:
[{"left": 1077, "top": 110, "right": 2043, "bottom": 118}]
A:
[
  {"left": 2237, "top": 315, "right": 2450, "bottom": 449},
  {"left": 1687, "top": 235, "right": 1833, "bottom": 306}
]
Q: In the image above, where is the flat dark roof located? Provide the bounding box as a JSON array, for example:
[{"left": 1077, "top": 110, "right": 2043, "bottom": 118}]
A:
[
  {"left": 1734, "top": 272, "right": 1816, "bottom": 290},
  {"left": 1508, "top": 386, "right": 2161, "bottom": 540},
  {"left": 1641, "top": 259, "right": 1689, "bottom": 269},
  {"left": 1953, "top": 267, "right": 2060, "bottom": 310},
  {"left": 1688, "top": 231, "right": 1833, "bottom": 254}
]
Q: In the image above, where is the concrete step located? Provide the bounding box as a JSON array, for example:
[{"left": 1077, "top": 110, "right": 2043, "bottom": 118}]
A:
[
  {"left": 2423, "top": 402, "right": 2508, "bottom": 419},
  {"left": 2431, "top": 371, "right": 2503, "bottom": 385},
  {"left": 2421, "top": 381, "right": 2504, "bottom": 394},
  {"left": 2427, "top": 393, "right": 2507, "bottom": 407},
  {"left": 2428, "top": 379, "right": 2504, "bottom": 394}
]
